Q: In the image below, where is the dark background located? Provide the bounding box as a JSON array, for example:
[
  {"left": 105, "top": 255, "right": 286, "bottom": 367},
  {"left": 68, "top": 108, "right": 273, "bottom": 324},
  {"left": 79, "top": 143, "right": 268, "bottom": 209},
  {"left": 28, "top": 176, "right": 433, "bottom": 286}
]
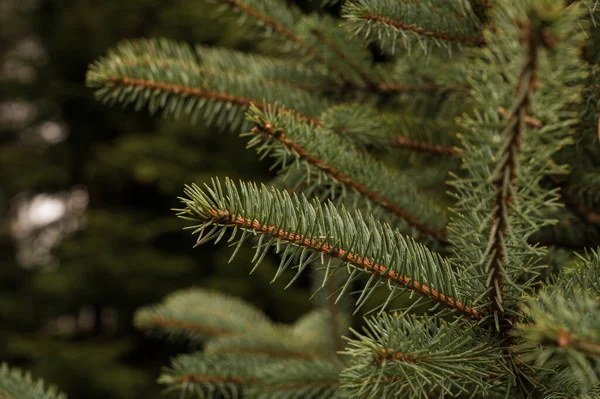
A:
[{"left": 0, "top": 1, "right": 315, "bottom": 397}]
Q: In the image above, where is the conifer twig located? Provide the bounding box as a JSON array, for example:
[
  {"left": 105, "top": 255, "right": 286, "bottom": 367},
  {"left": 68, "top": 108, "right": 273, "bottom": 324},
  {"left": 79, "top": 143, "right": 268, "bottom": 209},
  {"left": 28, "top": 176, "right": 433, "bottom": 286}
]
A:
[
  {"left": 484, "top": 19, "right": 543, "bottom": 317},
  {"left": 555, "top": 328, "right": 600, "bottom": 355},
  {"left": 360, "top": 14, "right": 485, "bottom": 45},
  {"left": 391, "top": 137, "right": 458, "bottom": 156},
  {"left": 205, "top": 209, "right": 481, "bottom": 319},
  {"left": 376, "top": 348, "right": 420, "bottom": 363},
  {"left": 252, "top": 121, "right": 446, "bottom": 239},
  {"left": 498, "top": 106, "right": 542, "bottom": 128},
  {"left": 103, "top": 76, "right": 321, "bottom": 125},
  {"left": 117, "top": 55, "right": 327, "bottom": 91}
]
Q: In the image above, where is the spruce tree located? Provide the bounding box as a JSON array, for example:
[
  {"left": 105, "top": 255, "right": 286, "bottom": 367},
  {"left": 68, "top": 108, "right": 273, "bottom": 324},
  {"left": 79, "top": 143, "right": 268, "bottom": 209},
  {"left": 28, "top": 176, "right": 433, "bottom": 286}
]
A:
[{"left": 4, "top": 0, "right": 600, "bottom": 398}]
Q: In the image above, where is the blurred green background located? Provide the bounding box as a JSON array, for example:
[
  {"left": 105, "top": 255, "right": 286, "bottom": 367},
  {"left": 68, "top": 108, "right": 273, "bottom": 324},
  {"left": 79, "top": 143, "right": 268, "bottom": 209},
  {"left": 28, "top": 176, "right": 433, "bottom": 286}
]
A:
[{"left": 0, "top": 1, "right": 315, "bottom": 397}]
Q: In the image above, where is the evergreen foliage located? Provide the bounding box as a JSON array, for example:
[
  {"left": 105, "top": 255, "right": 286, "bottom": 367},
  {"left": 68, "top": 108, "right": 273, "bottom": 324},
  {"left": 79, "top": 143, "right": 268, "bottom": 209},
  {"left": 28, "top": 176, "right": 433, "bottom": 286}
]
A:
[
  {"left": 0, "top": 364, "right": 66, "bottom": 399},
  {"left": 5, "top": 0, "right": 600, "bottom": 397}
]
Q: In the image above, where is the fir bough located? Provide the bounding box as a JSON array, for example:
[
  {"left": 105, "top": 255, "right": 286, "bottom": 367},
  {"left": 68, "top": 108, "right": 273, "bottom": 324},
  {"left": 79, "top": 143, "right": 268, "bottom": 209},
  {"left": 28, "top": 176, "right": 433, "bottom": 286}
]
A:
[{"left": 6, "top": 0, "right": 600, "bottom": 397}]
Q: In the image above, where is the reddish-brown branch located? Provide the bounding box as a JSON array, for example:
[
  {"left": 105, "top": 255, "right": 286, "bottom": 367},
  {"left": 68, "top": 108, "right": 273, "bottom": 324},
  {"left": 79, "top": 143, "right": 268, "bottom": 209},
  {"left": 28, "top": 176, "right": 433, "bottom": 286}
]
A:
[
  {"left": 391, "top": 137, "right": 458, "bottom": 156},
  {"left": 486, "top": 22, "right": 540, "bottom": 316},
  {"left": 119, "top": 56, "right": 327, "bottom": 91},
  {"left": 557, "top": 328, "right": 600, "bottom": 355},
  {"left": 104, "top": 76, "right": 320, "bottom": 125},
  {"left": 363, "top": 14, "right": 485, "bottom": 45},
  {"left": 390, "top": 111, "right": 540, "bottom": 157},
  {"left": 106, "top": 74, "right": 466, "bottom": 162},
  {"left": 376, "top": 348, "right": 421, "bottom": 364},
  {"left": 253, "top": 122, "right": 446, "bottom": 239},
  {"left": 107, "top": 76, "right": 254, "bottom": 105},
  {"left": 205, "top": 209, "right": 481, "bottom": 319},
  {"left": 144, "top": 317, "right": 233, "bottom": 336},
  {"left": 498, "top": 106, "right": 542, "bottom": 128}
]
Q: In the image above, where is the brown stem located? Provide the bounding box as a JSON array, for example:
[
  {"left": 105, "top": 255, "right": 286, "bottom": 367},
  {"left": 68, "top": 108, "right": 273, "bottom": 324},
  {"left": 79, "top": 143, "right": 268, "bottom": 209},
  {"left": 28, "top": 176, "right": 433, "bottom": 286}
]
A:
[
  {"left": 205, "top": 209, "right": 482, "bottom": 319},
  {"left": 556, "top": 328, "right": 600, "bottom": 356},
  {"left": 391, "top": 137, "right": 457, "bottom": 156},
  {"left": 485, "top": 21, "right": 540, "bottom": 316},
  {"left": 253, "top": 122, "right": 446, "bottom": 239},
  {"left": 104, "top": 76, "right": 320, "bottom": 125},
  {"left": 118, "top": 56, "right": 327, "bottom": 91},
  {"left": 106, "top": 74, "right": 466, "bottom": 162},
  {"left": 376, "top": 348, "right": 421, "bottom": 364},
  {"left": 498, "top": 106, "right": 542, "bottom": 128},
  {"left": 389, "top": 109, "right": 541, "bottom": 157},
  {"left": 362, "top": 14, "right": 485, "bottom": 45}
]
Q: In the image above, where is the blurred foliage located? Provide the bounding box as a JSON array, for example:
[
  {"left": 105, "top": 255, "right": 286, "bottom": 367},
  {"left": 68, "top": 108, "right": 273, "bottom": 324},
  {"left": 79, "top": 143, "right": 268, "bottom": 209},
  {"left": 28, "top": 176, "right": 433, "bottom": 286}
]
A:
[{"left": 0, "top": 0, "right": 314, "bottom": 397}]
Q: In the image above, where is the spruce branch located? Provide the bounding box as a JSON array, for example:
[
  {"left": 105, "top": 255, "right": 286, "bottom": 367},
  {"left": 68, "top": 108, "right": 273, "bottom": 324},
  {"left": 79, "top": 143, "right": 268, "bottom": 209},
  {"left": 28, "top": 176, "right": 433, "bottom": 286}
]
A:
[
  {"left": 86, "top": 39, "right": 326, "bottom": 130},
  {"left": 342, "top": 0, "right": 485, "bottom": 54},
  {"left": 204, "top": 329, "right": 326, "bottom": 360},
  {"left": 340, "top": 314, "right": 503, "bottom": 398},
  {"left": 484, "top": 14, "right": 543, "bottom": 317},
  {"left": 246, "top": 105, "right": 448, "bottom": 238},
  {"left": 552, "top": 249, "right": 600, "bottom": 300},
  {"left": 135, "top": 289, "right": 272, "bottom": 343},
  {"left": 246, "top": 358, "right": 342, "bottom": 398},
  {"left": 203, "top": 309, "right": 348, "bottom": 360},
  {"left": 0, "top": 363, "right": 67, "bottom": 399},
  {"left": 160, "top": 353, "right": 343, "bottom": 399},
  {"left": 498, "top": 106, "right": 543, "bottom": 129},
  {"left": 391, "top": 137, "right": 457, "bottom": 156},
  {"left": 513, "top": 289, "right": 600, "bottom": 395},
  {"left": 194, "top": 44, "right": 335, "bottom": 90},
  {"left": 178, "top": 179, "right": 481, "bottom": 318},
  {"left": 292, "top": 307, "right": 350, "bottom": 356},
  {"left": 320, "top": 104, "right": 459, "bottom": 156},
  {"left": 450, "top": 0, "right": 585, "bottom": 323},
  {"left": 159, "top": 353, "right": 265, "bottom": 398}
]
